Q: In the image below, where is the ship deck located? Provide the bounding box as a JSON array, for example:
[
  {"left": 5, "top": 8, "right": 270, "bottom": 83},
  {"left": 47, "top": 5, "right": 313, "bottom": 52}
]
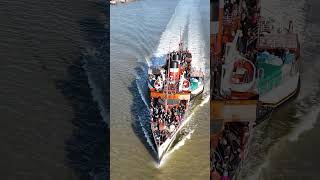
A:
[{"left": 260, "top": 73, "right": 300, "bottom": 107}]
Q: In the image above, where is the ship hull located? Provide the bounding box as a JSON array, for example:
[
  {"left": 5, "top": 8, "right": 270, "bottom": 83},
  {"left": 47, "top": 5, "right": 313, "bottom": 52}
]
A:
[
  {"left": 191, "top": 83, "right": 204, "bottom": 99},
  {"left": 155, "top": 101, "right": 194, "bottom": 162},
  {"left": 260, "top": 73, "right": 300, "bottom": 107},
  {"left": 148, "top": 41, "right": 204, "bottom": 163}
]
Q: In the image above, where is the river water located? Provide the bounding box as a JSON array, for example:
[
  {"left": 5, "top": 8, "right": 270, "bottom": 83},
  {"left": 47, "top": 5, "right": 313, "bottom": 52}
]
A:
[
  {"left": 110, "top": 0, "right": 210, "bottom": 179},
  {"left": 239, "top": 0, "right": 320, "bottom": 179},
  {"left": 0, "top": 0, "right": 109, "bottom": 179}
]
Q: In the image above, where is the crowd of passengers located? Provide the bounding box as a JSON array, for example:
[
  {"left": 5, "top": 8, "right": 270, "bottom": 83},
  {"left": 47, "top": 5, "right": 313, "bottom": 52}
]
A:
[
  {"left": 211, "top": 122, "right": 250, "bottom": 179},
  {"left": 221, "top": 0, "right": 295, "bottom": 68},
  {"left": 237, "top": 0, "right": 260, "bottom": 56},
  {"left": 224, "top": 0, "right": 241, "bottom": 18},
  {"left": 150, "top": 98, "right": 186, "bottom": 145},
  {"left": 212, "top": 0, "right": 260, "bottom": 99},
  {"left": 236, "top": 0, "right": 295, "bottom": 64},
  {"left": 148, "top": 50, "right": 192, "bottom": 93}
]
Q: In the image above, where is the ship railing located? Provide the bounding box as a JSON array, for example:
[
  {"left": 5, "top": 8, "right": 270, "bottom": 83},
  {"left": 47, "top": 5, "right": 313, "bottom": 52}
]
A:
[
  {"left": 290, "top": 58, "right": 300, "bottom": 75},
  {"left": 232, "top": 157, "right": 244, "bottom": 180},
  {"left": 223, "top": 14, "right": 233, "bottom": 24},
  {"left": 231, "top": 121, "right": 253, "bottom": 180},
  {"left": 280, "top": 58, "right": 300, "bottom": 80},
  {"left": 258, "top": 17, "right": 272, "bottom": 33},
  {"left": 223, "top": 14, "right": 240, "bottom": 26},
  {"left": 247, "top": 26, "right": 259, "bottom": 47},
  {"left": 258, "top": 67, "right": 282, "bottom": 96},
  {"left": 261, "top": 6, "right": 293, "bottom": 33}
]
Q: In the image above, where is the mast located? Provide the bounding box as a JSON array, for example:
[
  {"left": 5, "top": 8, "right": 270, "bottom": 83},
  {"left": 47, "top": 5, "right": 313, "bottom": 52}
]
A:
[
  {"left": 177, "top": 27, "right": 182, "bottom": 94},
  {"left": 179, "top": 27, "right": 183, "bottom": 51},
  {"left": 165, "top": 42, "right": 171, "bottom": 110}
]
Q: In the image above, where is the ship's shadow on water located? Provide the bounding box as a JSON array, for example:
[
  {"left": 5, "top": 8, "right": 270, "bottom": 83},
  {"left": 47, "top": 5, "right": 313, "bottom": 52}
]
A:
[
  {"left": 129, "top": 62, "right": 158, "bottom": 162},
  {"left": 56, "top": 1, "right": 109, "bottom": 180},
  {"left": 56, "top": 59, "right": 109, "bottom": 180}
]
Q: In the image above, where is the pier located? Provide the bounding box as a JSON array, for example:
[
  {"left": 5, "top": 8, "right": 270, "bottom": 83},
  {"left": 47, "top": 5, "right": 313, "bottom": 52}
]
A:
[{"left": 110, "top": 0, "right": 137, "bottom": 5}]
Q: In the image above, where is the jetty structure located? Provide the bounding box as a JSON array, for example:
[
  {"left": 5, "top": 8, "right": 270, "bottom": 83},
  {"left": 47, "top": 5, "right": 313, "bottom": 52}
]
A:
[{"left": 110, "top": 0, "right": 137, "bottom": 5}]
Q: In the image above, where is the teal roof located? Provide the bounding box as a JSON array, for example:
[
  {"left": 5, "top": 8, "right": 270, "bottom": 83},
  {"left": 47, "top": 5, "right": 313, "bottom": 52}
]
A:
[
  {"left": 257, "top": 62, "right": 281, "bottom": 80},
  {"left": 190, "top": 78, "right": 199, "bottom": 91},
  {"left": 257, "top": 62, "right": 282, "bottom": 94}
]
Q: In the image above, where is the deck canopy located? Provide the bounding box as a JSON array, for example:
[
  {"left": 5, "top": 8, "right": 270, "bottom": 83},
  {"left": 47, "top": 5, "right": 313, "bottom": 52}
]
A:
[
  {"left": 211, "top": 100, "right": 257, "bottom": 123},
  {"left": 257, "top": 33, "right": 298, "bottom": 50},
  {"left": 190, "top": 70, "right": 204, "bottom": 77}
]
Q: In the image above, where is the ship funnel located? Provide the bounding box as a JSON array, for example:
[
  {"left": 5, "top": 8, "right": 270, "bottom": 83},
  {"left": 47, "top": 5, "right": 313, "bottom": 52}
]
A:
[{"left": 172, "top": 53, "right": 178, "bottom": 61}]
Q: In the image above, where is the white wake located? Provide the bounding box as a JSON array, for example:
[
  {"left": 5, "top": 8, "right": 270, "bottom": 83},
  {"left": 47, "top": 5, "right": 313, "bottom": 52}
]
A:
[{"left": 155, "top": 0, "right": 193, "bottom": 56}]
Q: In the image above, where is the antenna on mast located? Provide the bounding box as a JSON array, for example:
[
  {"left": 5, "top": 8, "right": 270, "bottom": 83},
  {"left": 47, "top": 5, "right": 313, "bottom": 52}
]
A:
[
  {"left": 179, "top": 27, "right": 182, "bottom": 51},
  {"left": 180, "top": 26, "right": 181, "bottom": 42}
]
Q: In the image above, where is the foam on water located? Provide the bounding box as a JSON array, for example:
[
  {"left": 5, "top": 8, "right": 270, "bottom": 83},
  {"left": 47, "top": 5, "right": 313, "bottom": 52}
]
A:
[
  {"left": 200, "top": 95, "right": 210, "bottom": 107},
  {"left": 157, "top": 92, "right": 209, "bottom": 168},
  {"left": 288, "top": 105, "right": 320, "bottom": 142},
  {"left": 155, "top": 0, "right": 193, "bottom": 56},
  {"left": 261, "top": 0, "right": 306, "bottom": 39},
  {"left": 139, "top": 116, "right": 157, "bottom": 154},
  {"left": 188, "top": 0, "right": 210, "bottom": 107},
  {"left": 133, "top": 0, "right": 209, "bottom": 166},
  {"left": 136, "top": 78, "right": 149, "bottom": 108},
  {"left": 157, "top": 127, "right": 196, "bottom": 168},
  {"left": 244, "top": 102, "right": 320, "bottom": 178},
  {"left": 245, "top": 160, "right": 270, "bottom": 180},
  {"left": 245, "top": 97, "right": 320, "bottom": 178},
  {"left": 187, "top": 0, "right": 210, "bottom": 104},
  {"left": 82, "top": 58, "right": 109, "bottom": 124},
  {"left": 187, "top": 0, "right": 205, "bottom": 71},
  {"left": 155, "top": 108, "right": 197, "bottom": 168},
  {"left": 240, "top": 0, "right": 308, "bottom": 178}
]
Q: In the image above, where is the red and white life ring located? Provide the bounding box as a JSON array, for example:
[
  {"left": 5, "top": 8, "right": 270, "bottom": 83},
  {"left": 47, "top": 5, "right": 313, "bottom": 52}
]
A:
[
  {"left": 154, "top": 80, "right": 163, "bottom": 90},
  {"left": 182, "top": 80, "right": 190, "bottom": 91}
]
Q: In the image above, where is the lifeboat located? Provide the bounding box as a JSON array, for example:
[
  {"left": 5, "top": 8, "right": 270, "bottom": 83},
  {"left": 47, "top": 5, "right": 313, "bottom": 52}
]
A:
[{"left": 230, "top": 58, "right": 256, "bottom": 92}]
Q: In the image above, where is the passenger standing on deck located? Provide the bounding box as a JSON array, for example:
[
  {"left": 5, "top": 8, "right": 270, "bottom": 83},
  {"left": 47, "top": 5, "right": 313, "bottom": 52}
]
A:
[
  {"left": 150, "top": 107, "right": 153, "bottom": 116},
  {"left": 288, "top": 20, "right": 293, "bottom": 33},
  {"left": 175, "top": 114, "right": 180, "bottom": 122},
  {"left": 161, "top": 105, "right": 165, "bottom": 114},
  {"left": 221, "top": 171, "right": 230, "bottom": 180},
  {"left": 214, "top": 66, "right": 219, "bottom": 94}
]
